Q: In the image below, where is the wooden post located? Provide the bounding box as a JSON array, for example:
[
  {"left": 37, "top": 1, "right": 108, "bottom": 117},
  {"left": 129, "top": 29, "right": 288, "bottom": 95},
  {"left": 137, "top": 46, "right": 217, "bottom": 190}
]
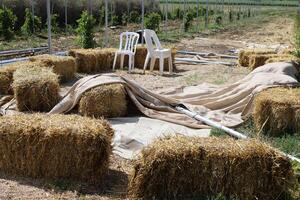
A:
[
  {"left": 205, "top": 0, "right": 209, "bottom": 28},
  {"left": 64, "top": 0, "right": 68, "bottom": 29}
]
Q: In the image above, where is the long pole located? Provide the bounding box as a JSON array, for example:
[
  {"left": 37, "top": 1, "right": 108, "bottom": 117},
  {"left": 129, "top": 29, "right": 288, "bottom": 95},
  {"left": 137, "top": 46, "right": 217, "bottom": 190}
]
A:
[
  {"left": 105, "top": 0, "right": 108, "bottom": 47},
  {"left": 64, "top": 0, "right": 68, "bottom": 29},
  {"left": 141, "top": 0, "right": 145, "bottom": 44},
  {"left": 47, "top": 0, "right": 52, "bottom": 54},
  {"left": 205, "top": 0, "right": 209, "bottom": 28},
  {"left": 31, "top": 0, "right": 35, "bottom": 34},
  {"left": 197, "top": 0, "right": 200, "bottom": 32},
  {"left": 175, "top": 106, "right": 300, "bottom": 163}
]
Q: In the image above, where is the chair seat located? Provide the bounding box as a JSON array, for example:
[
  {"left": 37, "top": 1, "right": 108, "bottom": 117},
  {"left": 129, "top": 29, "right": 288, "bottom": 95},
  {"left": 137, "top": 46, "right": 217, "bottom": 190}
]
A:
[
  {"left": 116, "top": 50, "right": 135, "bottom": 55},
  {"left": 153, "top": 48, "right": 172, "bottom": 58}
]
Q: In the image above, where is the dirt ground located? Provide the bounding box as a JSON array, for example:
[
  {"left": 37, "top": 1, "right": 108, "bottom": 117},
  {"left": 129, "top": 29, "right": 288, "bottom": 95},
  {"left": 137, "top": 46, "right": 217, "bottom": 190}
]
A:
[{"left": 0, "top": 14, "right": 295, "bottom": 200}]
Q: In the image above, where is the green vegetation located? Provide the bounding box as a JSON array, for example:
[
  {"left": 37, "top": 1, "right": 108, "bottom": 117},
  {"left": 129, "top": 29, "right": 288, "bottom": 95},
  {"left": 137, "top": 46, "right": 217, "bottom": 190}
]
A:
[
  {"left": 0, "top": 6, "right": 16, "bottom": 40},
  {"left": 21, "top": 8, "right": 42, "bottom": 35},
  {"left": 145, "top": 13, "right": 161, "bottom": 32},
  {"left": 184, "top": 10, "right": 194, "bottom": 32},
  {"left": 76, "top": 11, "right": 95, "bottom": 49}
]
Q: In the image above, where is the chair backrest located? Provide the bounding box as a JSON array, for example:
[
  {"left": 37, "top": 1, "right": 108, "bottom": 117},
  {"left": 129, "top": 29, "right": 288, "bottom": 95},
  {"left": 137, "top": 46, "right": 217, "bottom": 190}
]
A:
[
  {"left": 119, "top": 32, "right": 140, "bottom": 54},
  {"left": 143, "top": 29, "right": 163, "bottom": 55}
]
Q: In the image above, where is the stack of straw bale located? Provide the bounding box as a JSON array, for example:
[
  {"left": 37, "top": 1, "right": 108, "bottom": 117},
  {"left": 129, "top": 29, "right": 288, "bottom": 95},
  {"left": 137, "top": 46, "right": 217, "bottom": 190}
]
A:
[
  {"left": 0, "top": 61, "right": 35, "bottom": 95},
  {"left": 238, "top": 49, "right": 298, "bottom": 70},
  {"left": 238, "top": 49, "right": 277, "bottom": 67},
  {"left": 29, "top": 55, "right": 77, "bottom": 81},
  {"left": 129, "top": 135, "right": 294, "bottom": 200},
  {"left": 253, "top": 87, "right": 300, "bottom": 136},
  {"left": 114, "top": 45, "right": 177, "bottom": 71},
  {"left": 69, "top": 48, "right": 116, "bottom": 73},
  {"left": 12, "top": 66, "right": 60, "bottom": 112},
  {"left": 79, "top": 84, "right": 127, "bottom": 118},
  {"left": 0, "top": 114, "right": 114, "bottom": 184}
]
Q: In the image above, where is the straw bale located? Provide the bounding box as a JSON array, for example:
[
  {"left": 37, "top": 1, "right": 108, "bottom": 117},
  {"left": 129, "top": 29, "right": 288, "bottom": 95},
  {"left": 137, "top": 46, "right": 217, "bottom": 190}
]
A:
[
  {"left": 129, "top": 135, "right": 294, "bottom": 200},
  {"left": 79, "top": 84, "right": 127, "bottom": 118},
  {"left": 29, "top": 55, "right": 76, "bottom": 81},
  {"left": 0, "top": 114, "right": 113, "bottom": 184},
  {"left": 238, "top": 49, "right": 276, "bottom": 67},
  {"left": 12, "top": 66, "right": 60, "bottom": 112},
  {"left": 114, "top": 45, "right": 177, "bottom": 71},
  {"left": 248, "top": 54, "right": 276, "bottom": 70},
  {"left": 265, "top": 54, "right": 298, "bottom": 64},
  {"left": 253, "top": 87, "right": 300, "bottom": 136},
  {"left": 69, "top": 48, "right": 116, "bottom": 73},
  {"left": 0, "top": 61, "right": 36, "bottom": 95}
]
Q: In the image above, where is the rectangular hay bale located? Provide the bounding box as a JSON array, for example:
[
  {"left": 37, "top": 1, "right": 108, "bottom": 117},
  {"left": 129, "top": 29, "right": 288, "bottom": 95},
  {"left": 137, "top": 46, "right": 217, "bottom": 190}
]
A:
[
  {"left": 129, "top": 136, "right": 294, "bottom": 200},
  {"left": 0, "top": 61, "right": 36, "bottom": 95},
  {"left": 12, "top": 66, "right": 60, "bottom": 112},
  {"left": 114, "top": 45, "right": 177, "bottom": 71},
  {"left": 29, "top": 54, "right": 77, "bottom": 81},
  {"left": 69, "top": 48, "right": 116, "bottom": 73},
  {"left": 238, "top": 49, "right": 277, "bottom": 68},
  {"left": 79, "top": 84, "right": 127, "bottom": 118},
  {"left": 253, "top": 87, "right": 300, "bottom": 136},
  {"left": 0, "top": 114, "right": 114, "bottom": 184}
]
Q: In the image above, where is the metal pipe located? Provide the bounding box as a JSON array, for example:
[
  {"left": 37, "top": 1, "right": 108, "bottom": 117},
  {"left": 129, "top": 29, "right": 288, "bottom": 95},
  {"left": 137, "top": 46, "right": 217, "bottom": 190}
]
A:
[
  {"left": 141, "top": 0, "right": 145, "bottom": 44},
  {"left": 105, "top": 0, "right": 108, "bottom": 47},
  {"left": 47, "top": 0, "right": 52, "bottom": 54}
]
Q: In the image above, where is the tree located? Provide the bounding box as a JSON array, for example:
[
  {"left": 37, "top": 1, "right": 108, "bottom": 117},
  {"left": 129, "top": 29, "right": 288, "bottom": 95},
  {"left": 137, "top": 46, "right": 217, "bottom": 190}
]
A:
[
  {"left": 76, "top": 11, "right": 95, "bottom": 49},
  {"left": 21, "top": 8, "right": 41, "bottom": 35},
  {"left": 0, "top": 6, "right": 17, "bottom": 40}
]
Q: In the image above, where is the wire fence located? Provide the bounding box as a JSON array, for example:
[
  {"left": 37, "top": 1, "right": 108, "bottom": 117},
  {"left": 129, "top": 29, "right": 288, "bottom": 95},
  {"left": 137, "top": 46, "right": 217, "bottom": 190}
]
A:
[{"left": 0, "top": 0, "right": 298, "bottom": 56}]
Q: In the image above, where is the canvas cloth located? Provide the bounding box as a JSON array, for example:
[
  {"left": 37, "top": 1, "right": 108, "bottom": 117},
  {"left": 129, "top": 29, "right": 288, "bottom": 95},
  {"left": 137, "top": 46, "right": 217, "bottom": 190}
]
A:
[{"left": 1, "top": 62, "right": 299, "bottom": 128}]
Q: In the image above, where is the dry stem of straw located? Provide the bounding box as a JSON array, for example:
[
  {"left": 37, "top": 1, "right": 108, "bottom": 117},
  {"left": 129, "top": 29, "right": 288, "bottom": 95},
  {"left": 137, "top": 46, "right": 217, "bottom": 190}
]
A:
[
  {"left": 0, "top": 113, "right": 114, "bottom": 184},
  {"left": 13, "top": 66, "right": 60, "bottom": 112},
  {"left": 129, "top": 135, "right": 294, "bottom": 200},
  {"left": 69, "top": 48, "right": 116, "bottom": 73},
  {"left": 29, "top": 54, "right": 77, "bottom": 81},
  {"left": 253, "top": 87, "right": 300, "bottom": 136},
  {"left": 79, "top": 84, "right": 127, "bottom": 118},
  {"left": 238, "top": 49, "right": 276, "bottom": 68}
]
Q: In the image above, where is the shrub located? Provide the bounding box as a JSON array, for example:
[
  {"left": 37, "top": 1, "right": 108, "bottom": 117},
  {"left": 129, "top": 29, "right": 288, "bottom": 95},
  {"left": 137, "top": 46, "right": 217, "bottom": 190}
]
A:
[
  {"left": 112, "top": 15, "right": 122, "bottom": 26},
  {"left": 21, "top": 8, "right": 42, "bottom": 35},
  {"left": 129, "top": 11, "right": 140, "bottom": 23},
  {"left": 174, "top": 7, "right": 184, "bottom": 19},
  {"left": 215, "top": 16, "right": 222, "bottom": 25},
  {"left": 184, "top": 10, "right": 194, "bottom": 32},
  {"left": 145, "top": 12, "right": 161, "bottom": 32},
  {"left": 122, "top": 13, "right": 128, "bottom": 25},
  {"left": 294, "top": 11, "right": 300, "bottom": 57},
  {"left": 50, "top": 13, "right": 59, "bottom": 33},
  {"left": 229, "top": 10, "right": 233, "bottom": 22},
  {"left": 76, "top": 11, "right": 95, "bottom": 49},
  {"left": 0, "top": 6, "right": 17, "bottom": 40}
]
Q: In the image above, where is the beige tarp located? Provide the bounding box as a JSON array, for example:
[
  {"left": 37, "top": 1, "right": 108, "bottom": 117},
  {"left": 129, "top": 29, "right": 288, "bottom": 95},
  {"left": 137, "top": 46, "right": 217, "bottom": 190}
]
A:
[
  {"left": 1, "top": 62, "right": 299, "bottom": 128},
  {"left": 46, "top": 62, "right": 299, "bottom": 128}
]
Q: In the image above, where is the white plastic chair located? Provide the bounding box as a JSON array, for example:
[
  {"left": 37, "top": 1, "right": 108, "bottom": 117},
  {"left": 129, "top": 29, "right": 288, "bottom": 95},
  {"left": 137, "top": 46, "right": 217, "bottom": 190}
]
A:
[
  {"left": 113, "top": 32, "right": 140, "bottom": 72},
  {"left": 143, "top": 29, "right": 173, "bottom": 75}
]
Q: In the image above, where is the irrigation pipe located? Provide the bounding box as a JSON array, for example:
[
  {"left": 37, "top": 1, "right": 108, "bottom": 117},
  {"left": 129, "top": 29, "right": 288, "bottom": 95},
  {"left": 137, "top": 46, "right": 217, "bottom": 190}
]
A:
[
  {"left": 177, "top": 50, "right": 238, "bottom": 59},
  {"left": 175, "top": 57, "right": 236, "bottom": 66},
  {"left": 175, "top": 105, "right": 300, "bottom": 163}
]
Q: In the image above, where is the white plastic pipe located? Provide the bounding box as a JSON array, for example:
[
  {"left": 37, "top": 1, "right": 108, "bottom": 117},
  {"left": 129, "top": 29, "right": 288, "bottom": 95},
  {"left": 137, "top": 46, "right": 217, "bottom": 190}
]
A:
[{"left": 175, "top": 106, "right": 300, "bottom": 163}]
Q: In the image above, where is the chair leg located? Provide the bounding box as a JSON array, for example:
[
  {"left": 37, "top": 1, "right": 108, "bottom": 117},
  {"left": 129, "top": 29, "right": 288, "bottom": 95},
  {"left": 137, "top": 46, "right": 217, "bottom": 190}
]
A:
[
  {"left": 168, "top": 56, "right": 173, "bottom": 74},
  {"left": 120, "top": 54, "right": 125, "bottom": 69},
  {"left": 159, "top": 57, "right": 164, "bottom": 76},
  {"left": 150, "top": 58, "right": 156, "bottom": 72},
  {"left": 128, "top": 55, "right": 132, "bottom": 73},
  {"left": 113, "top": 53, "right": 118, "bottom": 70},
  {"left": 143, "top": 53, "right": 150, "bottom": 73},
  {"left": 132, "top": 56, "right": 135, "bottom": 70}
]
